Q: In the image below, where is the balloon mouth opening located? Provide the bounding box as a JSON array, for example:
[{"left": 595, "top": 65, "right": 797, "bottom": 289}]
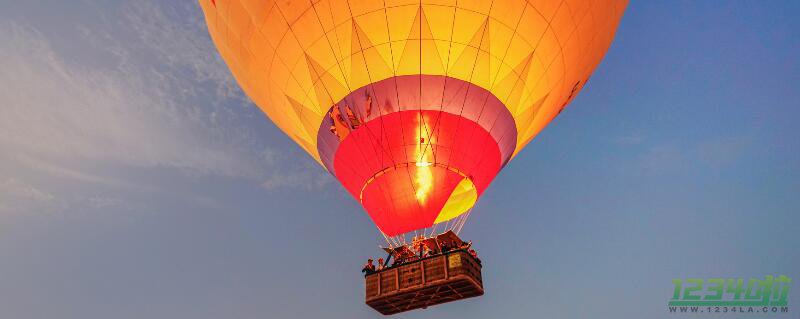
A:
[
  {"left": 331, "top": 107, "right": 507, "bottom": 237},
  {"left": 358, "top": 162, "right": 478, "bottom": 235}
]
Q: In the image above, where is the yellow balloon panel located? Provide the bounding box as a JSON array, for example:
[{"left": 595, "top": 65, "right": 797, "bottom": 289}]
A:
[{"left": 199, "top": 0, "right": 627, "bottom": 164}]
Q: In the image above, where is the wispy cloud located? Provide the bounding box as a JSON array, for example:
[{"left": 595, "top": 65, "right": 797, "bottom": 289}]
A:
[
  {"left": 0, "top": 179, "right": 56, "bottom": 214},
  {"left": 613, "top": 133, "right": 646, "bottom": 145},
  {"left": 260, "top": 161, "right": 332, "bottom": 191},
  {"left": 634, "top": 135, "right": 754, "bottom": 175},
  {"left": 0, "top": 16, "right": 257, "bottom": 177},
  {"left": 0, "top": 2, "right": 328, "bottom": 214}
]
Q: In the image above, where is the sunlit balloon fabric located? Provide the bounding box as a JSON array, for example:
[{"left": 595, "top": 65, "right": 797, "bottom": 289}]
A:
[{"left": 200, "top": 0, "right": 627, "bottom": 236}]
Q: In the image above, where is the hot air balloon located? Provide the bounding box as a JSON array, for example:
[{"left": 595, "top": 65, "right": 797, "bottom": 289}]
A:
[{"left": 200, "top": 0, "right": 626, "bottom": 314}]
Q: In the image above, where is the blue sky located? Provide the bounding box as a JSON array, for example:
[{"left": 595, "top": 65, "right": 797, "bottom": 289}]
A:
[{"left": 0, "top": 1, "right": 797, "bottom": 319}]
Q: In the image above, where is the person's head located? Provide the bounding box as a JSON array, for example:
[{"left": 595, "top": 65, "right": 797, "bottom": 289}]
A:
[
  {"left": 378, "top": 258, "right": 384, "bottom": 263},
  {"left": 368, "top": 258, "right": 373, "bottom": 263}
]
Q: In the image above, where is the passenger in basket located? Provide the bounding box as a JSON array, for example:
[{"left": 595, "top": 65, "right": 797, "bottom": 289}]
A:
[
  {"left": 412, "top": 236, "right": 425, "bottom": 257},
  {"left": 362, "top": 258, "right": 376, "bottom": 275},
  {"left": 423, "top": 246, "right": 433, "bottom": 258},
  {"left": 376, "top": 258, "right": 385, "bottom": 271}
]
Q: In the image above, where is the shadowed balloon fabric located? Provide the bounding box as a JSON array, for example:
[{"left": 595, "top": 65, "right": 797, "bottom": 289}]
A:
[{"left": 199, "top": 0, "right": 627, "bottom": 237}]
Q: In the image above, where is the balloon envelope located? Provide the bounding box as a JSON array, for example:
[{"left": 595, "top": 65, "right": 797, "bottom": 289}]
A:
[{"left": 200, "top": 0, "right": 627, "bottom": 236}]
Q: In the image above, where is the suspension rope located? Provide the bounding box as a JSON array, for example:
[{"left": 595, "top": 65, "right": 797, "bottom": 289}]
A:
[
  {"left": 380, "top": 204, "right": 476, "bottom": 249},
  {"left": 455, "top": 208, "right": 473, "bottom": 235},
  {"left": 379, "top": 230, "right": 392, "bottom": 248}
]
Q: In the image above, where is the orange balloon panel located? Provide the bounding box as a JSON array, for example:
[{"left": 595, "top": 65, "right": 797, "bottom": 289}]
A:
[{"left": 200, "top": 0, "right": 627, "bottom": 235}]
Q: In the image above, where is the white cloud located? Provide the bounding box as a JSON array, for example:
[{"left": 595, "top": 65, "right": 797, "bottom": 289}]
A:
[
  {"left": 0, "top": 20, "right": 260, "bottom": 177},
  {"left": 0, "top": 178, "right": 56, "bottom": 214},
  {"left": 0, "top": 2, "right": 329, "bottom": 214}
]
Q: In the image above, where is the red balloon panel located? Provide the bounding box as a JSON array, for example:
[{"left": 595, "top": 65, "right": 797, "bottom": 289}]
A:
[{"left": 334, "top": 110, "right": 503, "bottom": 235}]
